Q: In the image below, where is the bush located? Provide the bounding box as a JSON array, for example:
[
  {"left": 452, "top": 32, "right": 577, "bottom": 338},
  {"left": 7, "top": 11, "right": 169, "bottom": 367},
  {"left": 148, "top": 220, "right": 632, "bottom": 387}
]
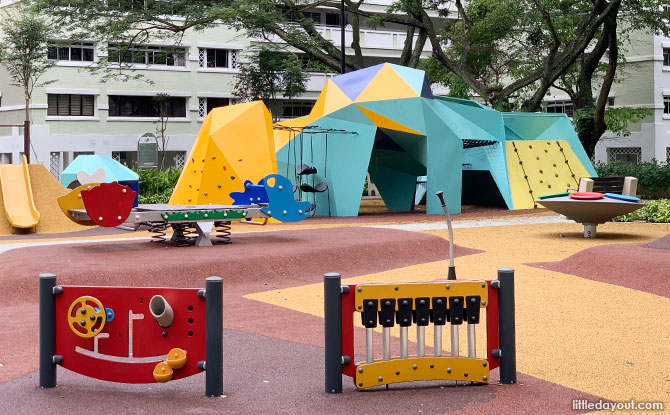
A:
[
  {"left": 594, "top": 160, "right": 670, "bottom": 199},
  {"left": 136, "top": 167, "right": 181, "bottom": 204},
  {"left": 613, "top": 199, "right": 670, "bottom": 223}
]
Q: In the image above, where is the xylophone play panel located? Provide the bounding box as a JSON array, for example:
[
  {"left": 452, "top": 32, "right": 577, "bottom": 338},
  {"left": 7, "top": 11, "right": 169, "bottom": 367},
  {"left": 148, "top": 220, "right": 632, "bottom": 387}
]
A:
[{"left": 353, "top": 281, "right": 489, "bottom": 311}]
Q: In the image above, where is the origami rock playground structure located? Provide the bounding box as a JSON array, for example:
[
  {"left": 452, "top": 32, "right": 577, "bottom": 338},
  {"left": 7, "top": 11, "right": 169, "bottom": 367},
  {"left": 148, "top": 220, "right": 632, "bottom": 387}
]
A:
[{"left": 171, "top": 63, "right": 597, "bottom": 216}]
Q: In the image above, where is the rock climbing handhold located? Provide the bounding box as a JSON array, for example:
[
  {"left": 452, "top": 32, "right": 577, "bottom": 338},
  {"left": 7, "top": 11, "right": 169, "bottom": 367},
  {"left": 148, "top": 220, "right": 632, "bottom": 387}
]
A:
[
  {"left": 153, "top": 362, "right": 173, "bottom": 383},
  {"left": 167, "top": 348, "right": 187, "bottom": 370}
]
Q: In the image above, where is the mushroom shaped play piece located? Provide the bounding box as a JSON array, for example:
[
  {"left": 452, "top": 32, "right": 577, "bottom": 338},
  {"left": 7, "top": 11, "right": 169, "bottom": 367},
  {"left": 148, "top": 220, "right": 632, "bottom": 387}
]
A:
[
  {"left": 167, "top": 348, "right": 187, "bottom": 370},
  {"left": 153, "top": 362, "right": 173, "bottom": 383}
]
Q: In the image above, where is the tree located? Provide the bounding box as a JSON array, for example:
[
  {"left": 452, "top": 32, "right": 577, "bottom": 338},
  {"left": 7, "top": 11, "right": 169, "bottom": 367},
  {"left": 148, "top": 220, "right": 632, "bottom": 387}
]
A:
[
  {"left": 0, "top": 6, "right": 55, "bottom": 161},
  {"left": 152, "top": 93, "right": 171, "bottom": 170},
  {"left": 233, "top": 49, "right": 307, "bottom": 121}
]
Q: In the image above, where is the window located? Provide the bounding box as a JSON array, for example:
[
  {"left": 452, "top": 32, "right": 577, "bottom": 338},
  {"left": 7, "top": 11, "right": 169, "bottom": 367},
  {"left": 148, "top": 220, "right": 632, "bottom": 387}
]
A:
[
  {"left": 47, "top": 42, "right": 94, "bottom": 62},
  {"left": 207, "top": 97, "right": 230, "bottom": 113},
  {"left": 607, "top": 147, "right": 641, "bottom": 163},
  {"left": 108, "top": 43, "right": 186, "bottom": 66},
  {"left": 665, "top": 48, "right": 670, "bottom": 66},
  {"left": 108, "top": 95, "right": 186, "bottom": 117},
  {"left": 546, "top": 100, "right": 573, "bottom": 117},
  {"left": 666, "top": 147, "right": 670, "bottom": 163},
  {"left": 608, "top": 97, "right": 615, "bottom": 107},
  {"left": 112, "top": 151, "right": 138, "bottom": 168},
  {"left": 47, "top": 94, "right": 95, "bottom": 116},
  {"left": 325, "top": 13, "right": 342, "bottom": 27},
  {"left": 665, "top": 96, "right": 670, "bottom": 114},
  {"left": 198, "top": 48, "right": 238, "bottom": 69},
  {"left": 303, "top": 12, "right": 321, "bottom": 23},
  {"left": 281, "top": 100, "right": 315, "bottom": 118}
]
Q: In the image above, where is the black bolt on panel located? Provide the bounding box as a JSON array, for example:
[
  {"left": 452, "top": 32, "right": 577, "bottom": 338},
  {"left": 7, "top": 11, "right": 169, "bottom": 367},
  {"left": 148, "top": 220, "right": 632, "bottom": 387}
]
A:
[
  {"left": 396, "top": 298, "right": 413, "bottom": 327},
  {"left": 379, "top": 299, "right": 396, "bottom": 327}
]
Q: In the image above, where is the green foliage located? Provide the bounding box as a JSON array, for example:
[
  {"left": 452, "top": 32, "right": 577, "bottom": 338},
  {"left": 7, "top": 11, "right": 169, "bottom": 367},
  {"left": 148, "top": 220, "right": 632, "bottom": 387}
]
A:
[
  {"left": 0, "top": 6, "right": 55, "bottom": 102},
  {"left": 233, "top": 49, "right": 307, "bottom": 121},
  {"left": 419, "top": 58, "right": 471, "bottom": 99},
  {"left": 595, "top": 160, "right": 670, "bottom": 199},
  {"left": 603, "top": 107, "right": 652, "bottom": 137},
  {"left": 136, "top": 167, "right": 181, "bottom": 204},
  {"left": 613, "top": 199, "right": 670, "bottom": 223}
]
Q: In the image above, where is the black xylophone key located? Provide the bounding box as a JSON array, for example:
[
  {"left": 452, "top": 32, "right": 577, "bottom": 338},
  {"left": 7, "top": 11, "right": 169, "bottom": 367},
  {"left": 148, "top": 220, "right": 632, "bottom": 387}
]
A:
[
  {"left": 379, "top": 299, "right": 395, "bottom": 360},
  {"left": 414, "top": 297, "right": 430, "bottom": 357},
  {"left": 466, "top": 296, "right": 481, "bottom": 358},
  {"left": 396, "top": 298, "right": 413, "bottom": 358},
  {"left": 449, "top": 296, "right": 464, "bottom": 357},
  {"left": 362, "top": 299, "right": 378, "bottom": 363},
  {"left": 431, "top": 297, "right": 447, "bottom": 356}
]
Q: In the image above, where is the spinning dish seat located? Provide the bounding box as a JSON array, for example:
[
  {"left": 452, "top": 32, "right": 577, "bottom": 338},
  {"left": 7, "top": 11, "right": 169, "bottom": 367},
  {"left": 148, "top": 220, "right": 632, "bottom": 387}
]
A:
[
  {"left": 296, "top": 164, "right": 317, "bottom": 176},
  {"left": 569, "top": 192, "right": 604, "bottom": 200},
  {"left": 300, "top": 181, "right": 329, "bottom": 193},
  {"left": 604, "top": 193, "right": 640, "bottom": 202}
]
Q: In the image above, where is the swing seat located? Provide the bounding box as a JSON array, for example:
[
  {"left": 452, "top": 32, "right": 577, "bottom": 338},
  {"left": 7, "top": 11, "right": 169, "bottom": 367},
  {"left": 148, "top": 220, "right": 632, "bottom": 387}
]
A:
[
  {"left": 296, "top": 164, "right": 317, "bottom": 176},
  {"left": 300, "top": 181, "right": 328, "bottom": 193}
]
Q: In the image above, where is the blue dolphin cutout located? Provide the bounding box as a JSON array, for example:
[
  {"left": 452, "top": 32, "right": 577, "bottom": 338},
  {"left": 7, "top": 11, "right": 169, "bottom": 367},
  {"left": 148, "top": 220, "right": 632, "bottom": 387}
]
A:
[
  {"left": 230, "top": 178, "right": 269, "bottom": 205},
  {"left": 262, "top": 174, "right": 311, "bottom": 222}
]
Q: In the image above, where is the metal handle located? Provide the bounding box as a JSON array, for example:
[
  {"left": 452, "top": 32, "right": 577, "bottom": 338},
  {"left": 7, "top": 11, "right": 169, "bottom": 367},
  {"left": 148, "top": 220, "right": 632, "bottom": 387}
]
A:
[{"left": 436, "top": 191, "right": 447, "bottom": 207}]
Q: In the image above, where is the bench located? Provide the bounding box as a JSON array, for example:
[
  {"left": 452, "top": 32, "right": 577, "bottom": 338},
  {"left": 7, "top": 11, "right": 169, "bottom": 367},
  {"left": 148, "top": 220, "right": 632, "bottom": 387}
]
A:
[{"left": 574, "top": 176, "right": 638, "bottom": 197}]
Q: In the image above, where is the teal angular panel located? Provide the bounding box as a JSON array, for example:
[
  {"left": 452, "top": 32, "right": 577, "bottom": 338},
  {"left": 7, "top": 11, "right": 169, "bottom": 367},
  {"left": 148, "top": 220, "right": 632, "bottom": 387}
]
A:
[
  {"left": 356, "top": 98, "right": 427, "bottom": 135},
  {"left": 368, "top": 163, "right": 417, "bottom": 211},
  {"left": 429, "top": 99, "right": 505, "bottom": 141},
  {"left": 462, "top": 142, "right": 513, "bottom": 209},
  {"left": 370, "top": 148, "right": 426, "bottom": 176},
  {"left": 381, "top": 128, "right": 427, "bottom": 167}
]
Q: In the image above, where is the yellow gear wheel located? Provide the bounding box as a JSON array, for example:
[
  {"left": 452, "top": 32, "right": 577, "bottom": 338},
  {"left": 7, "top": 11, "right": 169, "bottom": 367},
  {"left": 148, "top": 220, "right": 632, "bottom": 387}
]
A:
[{"left": 67, "top": 296, "right": 106, "bottom": 338}]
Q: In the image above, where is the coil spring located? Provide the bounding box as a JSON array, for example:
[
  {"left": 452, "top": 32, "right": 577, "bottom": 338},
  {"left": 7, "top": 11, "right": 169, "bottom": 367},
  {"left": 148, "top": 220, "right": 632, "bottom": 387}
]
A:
[
  {"left": 214, "top": 221, "right": 232, "bottom": 244},
  {"left": 171, "top": 223, "right": 191, "bottom": 247},
  {"left": 148, "top": 222, "right": 168, "bottom": 243}
]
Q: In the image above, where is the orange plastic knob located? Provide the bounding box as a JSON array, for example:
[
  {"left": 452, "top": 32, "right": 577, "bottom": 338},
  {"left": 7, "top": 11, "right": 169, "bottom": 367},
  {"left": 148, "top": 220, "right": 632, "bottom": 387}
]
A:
[
  {"left": 167, "top": 348, "right": 187, "bottom": 370},
  {"left": 153, "top": 362, "right": 173, "bottom": 383}
]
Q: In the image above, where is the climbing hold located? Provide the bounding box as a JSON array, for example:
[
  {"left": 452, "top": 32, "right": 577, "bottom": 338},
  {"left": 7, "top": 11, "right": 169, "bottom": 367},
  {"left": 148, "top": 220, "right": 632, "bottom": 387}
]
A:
[
  {"left": 230, "top": 176, "right": 235, "bottom": 180},
  {"left": 204, "top": 192, "right": 207, "bottom": 196},
  {"left": 547, "top": 142, "right": 551, "bottom": 145},
  {"left": 555, "top": 174, "right": 558, "bottom": 177},
  {"left": 98, "top": 216, "right": 103, "bottom": 221},
  {"left": 544, "top": 149, "right": 548, "bottom": 153},
  {"left": 540, "top": 180, "right": 543, "bottom": 183},
  {"left": 529, "top": 145, "right": 532, "bottom": 148},
  {"left": 212, "top": 157, "right": 216, "bottom": 160},
  {"left": 117, "top": 216, "right": 122, "bottom": 221},
  {"left": 153, "top": 362, "right": 173, "bottom": 383},
  {"left": 278, "top": 185, "right": 283, "bottom": 191},
  {"left": 553, "top": 164, "right": 556, "bottom": 167},
  {"left": 217, "top": 184, "right": 221, "bottom": 188},
  {"left": 167, "top": 348, "right": 187, "bottom": 370},
  {"left": 201, "top": 159, "right": 204, "bottom": 162},
  {"left": 222, "top": 165, "right": 227, "bottom": 171},
  {"left": 238, "top": 159, "right": 243, "bottom": 162},
  {"left": 122, "top": 188, "right": 127, "bottom": 194},
  {"left": 536, "top": 157, "right": 539, "bottom": 160},
  {"left": 191, "top": 158, "right": 195, "bottom": 163},
  {"left": 539, "top": 170, "right": 543, "bottom": 173},
  {"left": 188, "top": 198, "right": 191, "bottom": 202}
]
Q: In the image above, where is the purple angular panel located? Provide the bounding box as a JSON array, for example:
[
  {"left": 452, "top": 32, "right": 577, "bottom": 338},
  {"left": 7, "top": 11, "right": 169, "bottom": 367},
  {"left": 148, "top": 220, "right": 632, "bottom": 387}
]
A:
[
  {"left": 331, "top": 64, "right": 385, "bottom": 101},
  {"left": 420, "top": 75, "right": 434, "bottom": 99}
]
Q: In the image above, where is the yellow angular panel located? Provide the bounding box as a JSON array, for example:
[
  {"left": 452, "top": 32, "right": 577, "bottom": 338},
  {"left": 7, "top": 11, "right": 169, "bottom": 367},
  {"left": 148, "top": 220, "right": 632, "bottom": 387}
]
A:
[
  {"left": 355, "top": 105, "right": 424, "bottom": 136},
  {"left": 355, "top": 64, "right": 419, "bottom": 103},
  {"left": 354, "top": 281, "right": 488, "bottom": 311},
  {"left": 321, "top": 80, "right": 353, "bottom": 116},
  {"left": 355, "top": 356, "right": 489, "bottom": 389},
  {"left": 506, "top": 140, "right": 592, "bottom": 210},
  {"left": 169, "top": 101, "right": 277, "bottom": 206}
]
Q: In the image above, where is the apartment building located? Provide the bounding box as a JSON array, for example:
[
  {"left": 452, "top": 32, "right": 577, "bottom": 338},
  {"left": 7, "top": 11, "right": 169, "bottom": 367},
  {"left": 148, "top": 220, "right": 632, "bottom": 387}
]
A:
[
  {"left": 0, "top": 0, "right": 438, "bottom": 178},
  {"left": 544, "top": 29, "right": 670, "bottom": 164}
]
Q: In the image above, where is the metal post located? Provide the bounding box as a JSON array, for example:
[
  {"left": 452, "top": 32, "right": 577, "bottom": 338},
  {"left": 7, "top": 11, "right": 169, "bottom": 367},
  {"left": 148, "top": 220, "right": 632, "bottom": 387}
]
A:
[
  {"left": 400, "top": 327, "right": 408, "bottom": 358},
  {"left": 205, "top": 276, "right": 223, "bottom": 397},
  {"left": 417, "top": 326, "right": 425, "bottom": 357},
  {"left": 450, "top": 325, "right": 459, "bottom": 357},
  {"left": 365, "top": 329, "right": 374, "bottom": 363},
  {"left": 467, "top": 324, "right": 476, "bottom": 358},
  {"left": 434, "top": 325, "right": 442, "bottom": 357},
  {"left": 498, "top": 268, "right": 517, "bottom": 384},
  {"left": 340, "top": 0, "right": 345, "bottom": 74},
  {"left": 382, "top": 328, "right": 391, "bottom": 360},
  {"left": 39, "top": 273, "right": 57, "bottom": 388},
  {"left": 24, "top": 120, "right": 30, "bottom": 163},
  {"left": 324, "top": 272, "right": 343, "bottom": 393}
]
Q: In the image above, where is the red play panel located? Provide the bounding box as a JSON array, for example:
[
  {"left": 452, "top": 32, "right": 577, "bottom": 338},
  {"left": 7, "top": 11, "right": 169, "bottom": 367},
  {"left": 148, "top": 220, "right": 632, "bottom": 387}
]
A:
[
  {"left": 569, "top": 192, "right": 604, "bottom": 200},
  {"left": 54, "top": 285, "right": 206, "bottom": 383}
]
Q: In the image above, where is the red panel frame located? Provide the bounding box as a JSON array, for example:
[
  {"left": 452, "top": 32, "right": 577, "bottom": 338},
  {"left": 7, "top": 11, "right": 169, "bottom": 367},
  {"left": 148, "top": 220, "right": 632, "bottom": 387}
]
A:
[
  {"left": 54, "top": 285, "right": 206, "bottom": 383},
  {"left": 485, "top": 280, "right": 500, "bottom": 370},
  {"left": 341, "top": 284, "right": 357, "bottom": 379}
]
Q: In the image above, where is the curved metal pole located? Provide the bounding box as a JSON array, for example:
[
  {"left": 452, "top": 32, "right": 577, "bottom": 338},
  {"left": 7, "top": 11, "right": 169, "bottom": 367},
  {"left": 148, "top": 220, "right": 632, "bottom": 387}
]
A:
[{"left": 436, "top": 191, "right": 456, "bottom": 280}]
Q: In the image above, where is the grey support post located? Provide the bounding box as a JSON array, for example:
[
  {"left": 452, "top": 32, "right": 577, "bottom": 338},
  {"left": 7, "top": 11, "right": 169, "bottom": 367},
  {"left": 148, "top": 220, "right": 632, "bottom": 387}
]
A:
[
  {"left": 205, "top": 276, "right": 224, "bottom": 397},
  {"left": 39, "top": 273, "right": 58, "bottom": 388},
  {"left": 497, "top": 268, "right": 517, "bottom": 384},
  {"left": 324, "top": 272, "right": 343, "bottom": 394}
]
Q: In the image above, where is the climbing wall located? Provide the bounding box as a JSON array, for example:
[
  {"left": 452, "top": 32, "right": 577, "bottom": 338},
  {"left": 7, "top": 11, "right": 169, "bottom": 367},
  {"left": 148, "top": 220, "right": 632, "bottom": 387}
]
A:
[
  {"left": 505, "top": 140, "right": 592, "bottom": 209},
  {"left": 169, "top": 101, "right": 277, "bottom": 206}
]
